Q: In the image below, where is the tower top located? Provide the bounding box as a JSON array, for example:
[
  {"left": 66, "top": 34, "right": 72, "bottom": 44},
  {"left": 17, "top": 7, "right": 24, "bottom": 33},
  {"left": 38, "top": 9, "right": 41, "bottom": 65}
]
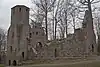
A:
[
  {"left": 11, "top": 5, "right": 29, "bottom": 25},
  {"left": 11, "top": 5, "right": 29, "bottom": 9}
]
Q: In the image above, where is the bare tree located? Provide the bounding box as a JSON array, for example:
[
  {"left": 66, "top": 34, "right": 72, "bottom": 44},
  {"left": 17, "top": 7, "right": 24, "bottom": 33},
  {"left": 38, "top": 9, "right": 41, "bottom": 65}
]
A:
[
  {"left": 53, "top": 0, "right": 63, "bottom": 39},
  {"left": 30, "top": 6, "right": 45, "bottom": 26},
  {"left": 77, "top": 0, "right": 100, "bottom": 28},
  {"left": 63, "top": 0, "right": 81, "bottom": 34},
  {"left": 54, "top": 0, "right": 74, "bottom": 39},
  {"left": 31, "top": 0, "right": 56, "bottom": 40},
  {"left": 93, "top": 9, "right": 100, "bottom": 54},
  {"left": 0, "top": 28, "right": 6, "bottom": 50},
  {"left": 0, "top": 28, "right": 6, "bottom": 63},
  {"left": 63, "top": 0, "right": 73, "bottom": 37}
]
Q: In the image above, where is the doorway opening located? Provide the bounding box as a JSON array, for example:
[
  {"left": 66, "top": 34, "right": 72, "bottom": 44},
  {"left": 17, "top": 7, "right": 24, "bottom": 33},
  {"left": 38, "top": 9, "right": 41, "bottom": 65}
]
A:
[
  {"left": 13, "top": 60, "right": 17, "bottom": 66},
  {"left": 92, "top": 44, "right": 94, "bottom": 52},
  {"left": 55, "top": 48, "right": 57, "bottom": 58},
  {"left": 9, "top": 60, "right": 11, "bottom": 66},
  {"left": 22, "top": 52, "right": 24, "bottom": 59}
]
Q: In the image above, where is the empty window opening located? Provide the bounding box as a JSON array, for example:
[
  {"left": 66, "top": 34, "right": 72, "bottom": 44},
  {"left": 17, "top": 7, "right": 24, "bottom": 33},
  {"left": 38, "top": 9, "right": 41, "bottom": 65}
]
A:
[
  {"left": 22, "top": 52, "right": 24, "bottom": 59},
  {"left": 10, "top": 46, "right": 12, "bottom": 53},
  {"left": 19, "top": 8, "right": 21, "bottom": 12},
  {"left": 13, "top": 60, "right": 17, "bottom": 66},
  {"left": 26, "top": 9, "right": 28, "bottom": 11},
  {"left": 36, "top": 32, "right": 38, "bottom": 35},
  {"left": 35, "top": 26, "right": 37, "bottom": 28},
  {"left": 9, "top": 60, "right": 11, "bottom": 66},
  {"left": 37, "top": 42, "right": 42, "bottom": 48},
  {"left": 29, "top": 33, "right": 32, "bottom": 38},
  {"left": 55, "top": 48, "right": 57, "bottom": 58},
  {"left": 92, "top": 44, "right": 94, "bottom": 52}
]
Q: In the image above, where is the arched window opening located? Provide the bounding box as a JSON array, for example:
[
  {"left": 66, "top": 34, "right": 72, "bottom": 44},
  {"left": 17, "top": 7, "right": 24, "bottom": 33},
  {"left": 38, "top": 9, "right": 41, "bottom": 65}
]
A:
[{"left": 37, "top": 42, "right": 42, "bottom": 48}]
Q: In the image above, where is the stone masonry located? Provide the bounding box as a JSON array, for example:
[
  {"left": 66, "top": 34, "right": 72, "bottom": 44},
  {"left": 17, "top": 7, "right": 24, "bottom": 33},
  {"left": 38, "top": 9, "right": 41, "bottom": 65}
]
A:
[{"left": 6, "top": 5, "right": 97, "bottom": 66}]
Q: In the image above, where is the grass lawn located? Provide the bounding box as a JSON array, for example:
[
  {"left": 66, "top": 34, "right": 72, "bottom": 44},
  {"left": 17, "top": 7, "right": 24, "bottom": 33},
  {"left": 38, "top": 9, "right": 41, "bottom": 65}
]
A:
[
  {"left": 22, "top": 57, "right": 100, "bottom": 67},
  {"left": 60, "top": 61, "right": 100, "bottom": 67},
  {"left": 0, "top": 64, "right": 4, "bottom": 67},
  {"left": 26, "top": 60, "right": 100, "bottom": 67}
]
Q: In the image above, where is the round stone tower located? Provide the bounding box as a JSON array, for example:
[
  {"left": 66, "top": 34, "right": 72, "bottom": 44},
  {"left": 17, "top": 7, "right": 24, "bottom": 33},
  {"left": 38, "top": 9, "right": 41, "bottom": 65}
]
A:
[
  {"left": 11, "top": 5, "right": 29, "bottom": 25},
  {"left": 7, "top": 5, "right": 30, "bottom": 66}
]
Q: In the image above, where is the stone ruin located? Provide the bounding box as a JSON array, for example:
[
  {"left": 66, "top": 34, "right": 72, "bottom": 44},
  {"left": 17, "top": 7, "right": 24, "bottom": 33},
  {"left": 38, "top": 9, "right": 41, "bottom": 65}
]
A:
[{"left": 6, "top": 5, "right": 97, "bottom": 66}]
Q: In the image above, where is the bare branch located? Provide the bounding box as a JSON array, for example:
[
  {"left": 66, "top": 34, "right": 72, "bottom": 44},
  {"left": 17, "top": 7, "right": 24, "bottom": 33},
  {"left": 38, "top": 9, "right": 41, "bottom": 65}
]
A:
[
  {"left": 78, "top": 6, "right": 88, "bottom": 9},
  {"left": 76, "top": 16, "right": 84, "bottom": 20},
  {"left": 92, "top": 0, "right": 100, "bottom": 4},
  {"left": 77, "top": 0, "right": 88, "bottom": 5},
  {"left": 91, "top": 0, "right": 95, "bottom": 3}
]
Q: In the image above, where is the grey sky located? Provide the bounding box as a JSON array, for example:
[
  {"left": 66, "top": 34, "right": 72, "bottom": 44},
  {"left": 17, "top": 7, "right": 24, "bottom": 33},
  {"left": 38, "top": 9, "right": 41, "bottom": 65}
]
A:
[{"left": 0, "top": 0, "right": 30, "bottom": 30}]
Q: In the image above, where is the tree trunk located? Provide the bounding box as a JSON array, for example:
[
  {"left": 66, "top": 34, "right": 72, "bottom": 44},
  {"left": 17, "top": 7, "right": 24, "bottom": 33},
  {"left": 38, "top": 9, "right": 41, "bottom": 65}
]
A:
[
  {"left": 53, "top": 5, "right": 55, "bottom": 40},
  {"left": 54, "top": 19, "right": 57, "bottom": 40},
  {"left": 45, "top": 10, "right": 48, "bottom": 40},
  {"left": 45, "top": 0, "right": 48, "bottom": 40},
  {"left": 72, "top": 13, "right": 75, "bottom": 33},
  {"left": 65, "top": 11, "right": 68, "bottom": 38},
  {"left": 88, "top": 0, "right": 93, "bottom": 29}
]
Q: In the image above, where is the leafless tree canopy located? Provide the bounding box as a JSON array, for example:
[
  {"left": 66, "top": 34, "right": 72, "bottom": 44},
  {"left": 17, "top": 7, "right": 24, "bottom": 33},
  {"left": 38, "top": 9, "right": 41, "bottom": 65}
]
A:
[
  {"left": 30, "top": 0, "right": 100, "bottom": 40},
  {"left": 0, "top": 28, "right": 7, "bottom": 51}
]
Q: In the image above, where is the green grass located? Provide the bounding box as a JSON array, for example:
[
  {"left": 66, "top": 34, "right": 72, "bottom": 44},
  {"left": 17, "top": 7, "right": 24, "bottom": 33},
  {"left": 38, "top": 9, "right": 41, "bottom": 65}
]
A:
[
  {"left": 24, "top": 60, "right": 100, "bottom": 67},
  {"left": 0, "top": 64, "right": 4, "bottom": 67},
  {"left": 63, "top": 61, "right": 100, "bottom": 67}
]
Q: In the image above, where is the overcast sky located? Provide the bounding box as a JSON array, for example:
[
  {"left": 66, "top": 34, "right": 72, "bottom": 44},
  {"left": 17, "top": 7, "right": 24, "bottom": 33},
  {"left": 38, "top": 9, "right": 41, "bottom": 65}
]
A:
[{"left": 0, "top": 0, "right": 30, "bottom": 30}]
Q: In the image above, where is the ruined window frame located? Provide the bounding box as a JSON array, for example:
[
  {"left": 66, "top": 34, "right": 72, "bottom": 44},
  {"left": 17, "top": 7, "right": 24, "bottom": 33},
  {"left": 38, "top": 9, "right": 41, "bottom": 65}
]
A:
[
  {"left": 26, "top": 9, "right": 28, "bottom": 11},
  {"left": 29, "top": 33, "right": 32, "bottom": 38},
  {"left": 36, "top": 32, "right": 38, "bottom": 35},
  {"left": 10, "top": 46, "right": 12, "bottom": 53},
  {"left": 19, "top": 8, "right": 21, "bottom": 12}
]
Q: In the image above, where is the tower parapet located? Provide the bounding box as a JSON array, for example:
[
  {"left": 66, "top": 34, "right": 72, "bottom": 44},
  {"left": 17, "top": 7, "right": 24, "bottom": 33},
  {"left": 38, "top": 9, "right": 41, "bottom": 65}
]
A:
[{"left": 11, "top": 5, "right": 29, "bottom": 25}]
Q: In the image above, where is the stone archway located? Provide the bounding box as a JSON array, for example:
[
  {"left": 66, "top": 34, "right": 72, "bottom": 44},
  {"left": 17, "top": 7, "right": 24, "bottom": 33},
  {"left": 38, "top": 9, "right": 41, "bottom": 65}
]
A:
[
  {"left": 13, "top": 60, "right": 17, "bottom": 66},
  {"left": 37, "top": 42, "right": 42, "bottom": 48}
]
